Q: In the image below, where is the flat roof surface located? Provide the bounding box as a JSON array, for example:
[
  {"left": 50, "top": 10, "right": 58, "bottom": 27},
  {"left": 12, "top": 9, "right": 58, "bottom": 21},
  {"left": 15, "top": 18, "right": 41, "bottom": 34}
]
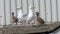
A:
[{"left": 0, "top": 22, "right": 60, "bottom": 34}]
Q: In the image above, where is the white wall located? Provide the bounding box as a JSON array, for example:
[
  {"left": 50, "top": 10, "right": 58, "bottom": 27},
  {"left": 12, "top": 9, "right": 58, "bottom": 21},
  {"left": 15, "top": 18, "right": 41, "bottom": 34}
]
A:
[
  {"left": 0, "top": 0, "right": 17, "bottom": 25},
  {"left": 5, "top": 0, "right": 11, "bottom": 25},
  {"left": 0, "top": 0, "right": 60, "bottom": 25},
  {"left": 17, "top": 0, "right": 60, "bottom": 22},
  {"left": 0, "top": 0, "right": 5, "bottom": 25}
]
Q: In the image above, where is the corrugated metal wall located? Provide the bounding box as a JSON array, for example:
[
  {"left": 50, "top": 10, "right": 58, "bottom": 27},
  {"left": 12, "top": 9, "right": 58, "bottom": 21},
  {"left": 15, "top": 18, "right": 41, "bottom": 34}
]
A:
[
  {"left": 0, "top": 0, "right": 60, "bottom": 26},
  {"left": 17, "top": 0, "right": 60, "bottom": 23},
  {"left": 0, "top": 0, "right": 17, "bottom": 26}
]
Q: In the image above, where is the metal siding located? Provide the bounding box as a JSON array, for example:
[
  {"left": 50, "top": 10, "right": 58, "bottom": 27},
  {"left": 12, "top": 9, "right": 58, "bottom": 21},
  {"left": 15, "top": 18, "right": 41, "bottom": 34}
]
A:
[
  {"left": 0, "top": 0, "right": 60, "bottom": 25},
  {"left": 23, "top": 0, "right": 27, "bottom": 14},
  {"left": 40, "top": 0, "right": 46, "bottom": 21},
  {"left": 0, "top": 0, "right": 5, "bottom": 25},
  {"left": 46, "top": 0, "right": 51, "bottom": 22},
  {"left": 34, "top": 0, "right": 39, "bottom": 12},
  {"left": 57, "top": 0, "right": 60, "bottom": 21},
  {"left": 52, "top": 0, "right": 57, "bottom": 22},
  {"left": 11, "top": 0, "right": 17, "bottom": 16},
  {"left": 5, "top": 0, "right": 11, "bottom": 25}
]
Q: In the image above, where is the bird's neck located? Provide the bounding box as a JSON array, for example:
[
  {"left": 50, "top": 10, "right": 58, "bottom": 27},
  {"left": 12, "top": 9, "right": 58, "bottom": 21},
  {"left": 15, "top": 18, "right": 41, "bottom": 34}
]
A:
[
  {"left": 37, "top": 16, "right": 40, "bottom": 18},
  {"left": 12, "top": 15, "right": 14, "bottom": 17}
]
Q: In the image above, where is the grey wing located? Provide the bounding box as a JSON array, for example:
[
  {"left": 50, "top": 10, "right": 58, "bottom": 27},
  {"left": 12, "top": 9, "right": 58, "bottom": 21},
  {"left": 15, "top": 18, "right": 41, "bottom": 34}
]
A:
[
  {"left": 23, "top": 14, "right": 28, "bottom": 20},
  {"left": 22, "top": 14, "right": 28, "bottom": 18}
]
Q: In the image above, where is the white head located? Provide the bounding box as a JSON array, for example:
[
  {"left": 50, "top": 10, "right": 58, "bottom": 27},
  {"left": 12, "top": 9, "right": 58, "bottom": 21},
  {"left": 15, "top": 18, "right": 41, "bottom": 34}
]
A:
[{"left": 29, "top": 6, "right": 32, "bottom": 10}]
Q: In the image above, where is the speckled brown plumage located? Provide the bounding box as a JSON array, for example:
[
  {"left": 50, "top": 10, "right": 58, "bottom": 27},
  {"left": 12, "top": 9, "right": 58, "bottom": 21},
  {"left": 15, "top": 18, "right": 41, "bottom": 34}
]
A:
[
  {"left": 12, "top": 12, "right": 18, "bottom": 25},
  {"left": 37, "top": 17, "right": 45, "bottom": 24},
  {"left": 36, "top": 12, "right": 45, "bottom": 25}
]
